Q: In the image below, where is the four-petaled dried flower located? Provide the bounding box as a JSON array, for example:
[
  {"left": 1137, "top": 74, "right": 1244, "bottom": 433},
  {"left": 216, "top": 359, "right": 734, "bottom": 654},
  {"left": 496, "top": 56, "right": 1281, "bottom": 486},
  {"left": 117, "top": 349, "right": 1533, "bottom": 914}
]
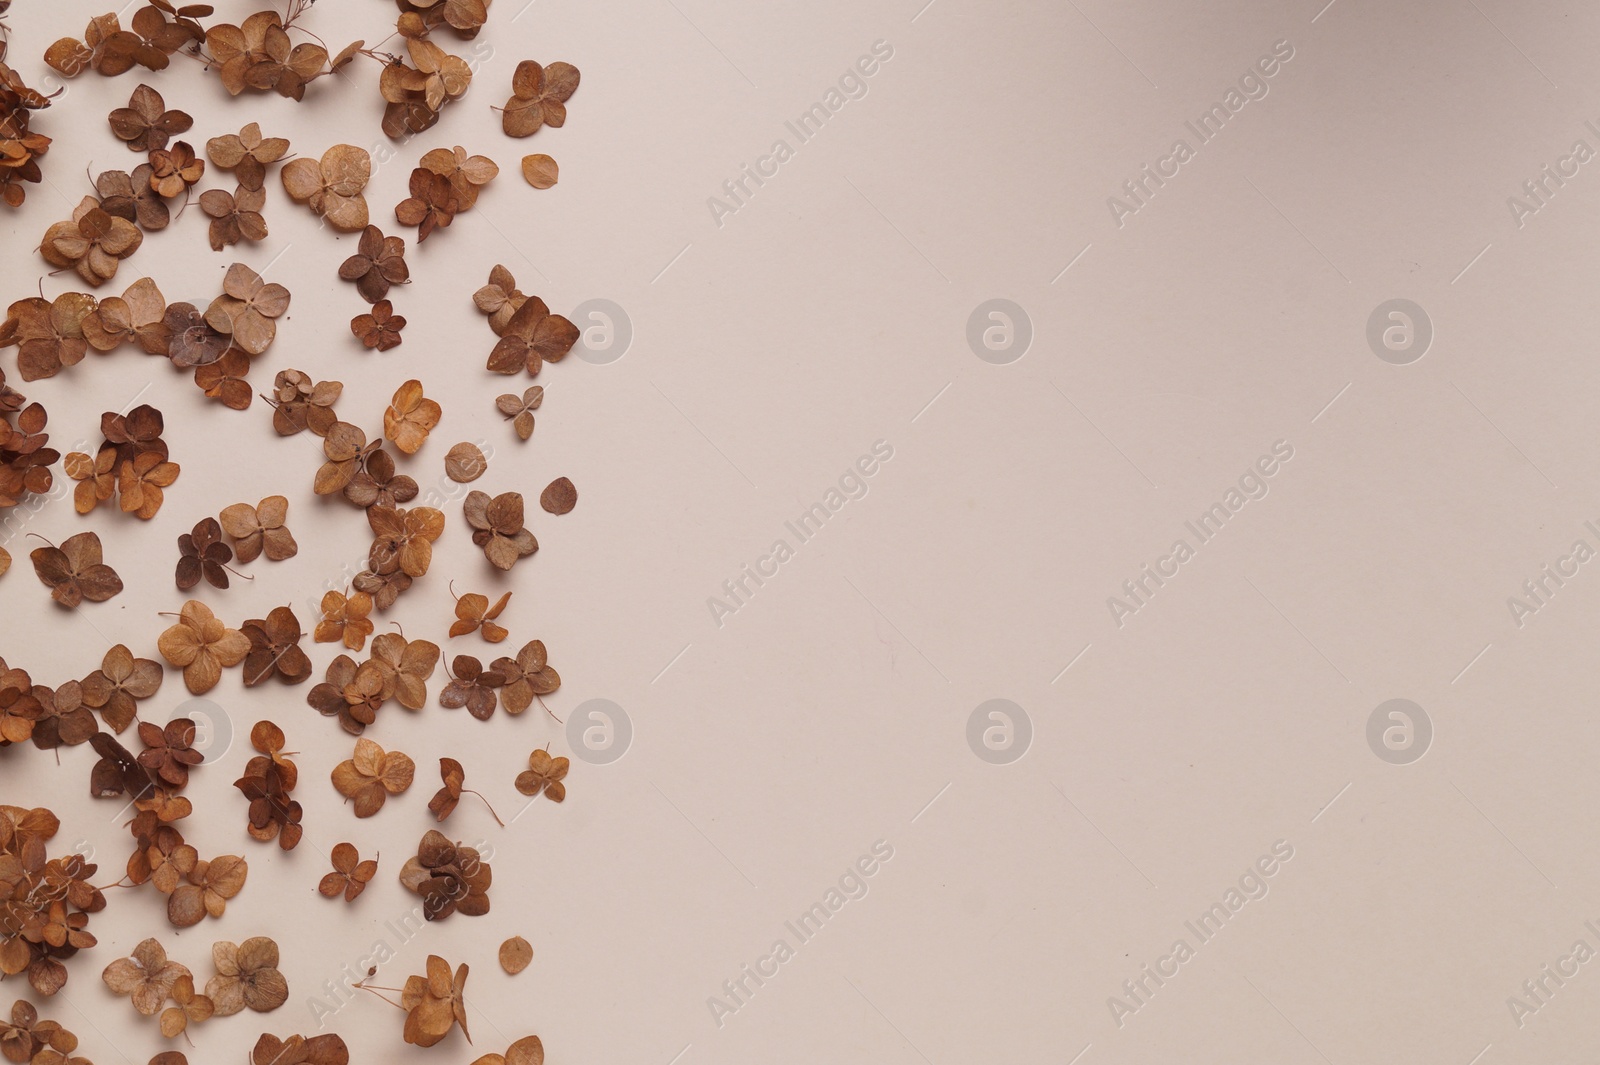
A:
[
  {"left": 95, "top": 165, "right": 171, "bottom": 231},
  {"left": 137, "top": 718, "right": 202, "bottom": 788},
  {"left": 281, "top": 144, "right": 370, "bottom": 231},
  {"left": 420, "top": 146, "right": 498, "bottom": 209},
  {"left": 502, "top": 60, "right": 580, "bottom": 138},
  {"left": 399, "top": 832, "right": 491, "bottom": 922},
  {"left": 308, "top": 654, "right": 387, "bottom": 735},
  {"left": 339, "top": 225, "right": 409, "bottom": 303},
  {"left": 473, "top": 265, "right": 528, "bottom": 336},
  {"left": 400, "top": 955, "right": 471, "bottom": 1046},
  {"left": 242, "top": 606, "right": 312, "bottom": 687},
  {"left": 81, "top": 643, "right": 163, "bottom": 732},
  {"left": 395, "top": 167, "right": 459, "bottom": 243},
  {"left": 175, "top": 517, "right": 234, "bottom": 590},
  {"left": 485, "top": 296, "right": 578, "bottom": 376},
  {"left": 119, "top": 450, "right": 181, "bottom": 518},
  {"left": 109, "top": 84, "right": 192, "bottom": 152},
  {"left": 368, "top": 633, "right": 440, "bottom": 710},
  {"left": 158, "top": 600, "right": 249, "bottom": 694},
  {"left": 200, "top": 185, "right": 268, "bottom": 251},
  {"left": 346, "top": 449, "right": 417, "bottom": 510},
  {"left": 451, "top": 589, "right": 511, "bottom": 642},
  {"left": 205, "top": 262, "right": 289, "bottom": 355},
  {"left": 83, "top": 276, "right": 169, "bottom": 352},
  {"left": 0, "top": 1000, "right": 80, "bottom": 1064},
  {"left": 4, "top": 295, "right": 93, "bottom": 380},
  {"left": 147, "top": 141, "right": 203, "bottom": 198},
  {"left": 514, "top": 748, "right": 569, "bottom": 802},
  {"left": 332, "top": 737, "right": 415, "bottom": 816},
  {"left": 168, "top": 854, "right": 248, "bottom": 927},
  {"left": 207, "top": 122, "right": 290, "bottom": 188},
  {"left": 192, "top": 362, "right": 254, "bottom": 413},
  {"left": 494, "top": 640, "right": 560, "bottom": 716},
  {"left": 221, "top": 495, "right": 297, "bottom": 562},
  {"left": 368, "top": 505, "right": 444, "bottom": 577},
  {"left": 464, "top": 490, "right": 538, "bottom": 570},
  {"left": 164, "top": 302, "right": 229, "bottom": 368},
  {"left": 383, "top": 380, "right": 440, "bottom": 455},
  {"left": 103, "top": 939, "right": 191, "bottom": 1016},
  {"left": 439, "top": 655, "right": 504, "bottom": 720},
  {"left": 379, "top": 39, "right": 472, "bottom": 138},
  {"left": 206, "top": 937, "right": 288, "bottom": 1016},
  {"left": 235, "top": 746, "right": 303, "bottom": 851},
  {"left": 319, "top": 843, "right": 378, "bottom": 902},
  {"left": 30, "top": 531, "right": 122, "bottom": 606},
  {"left": 205, "top": 11, "right": 344, "bottom": 101},
  {"left": 31, "top": 680, "right": 96, "bottom": 750},
  {"left": 314, "top": 589, "right": 374, "bottom": 650},
  {"left": 41, "top": 198, "right": 143, "bottom": 287}
]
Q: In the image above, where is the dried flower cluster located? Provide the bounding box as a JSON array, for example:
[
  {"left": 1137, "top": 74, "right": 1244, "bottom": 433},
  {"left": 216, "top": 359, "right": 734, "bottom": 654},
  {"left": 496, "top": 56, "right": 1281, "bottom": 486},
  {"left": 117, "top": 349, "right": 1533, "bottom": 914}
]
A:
[
  {"left": 309, "top": 632, "right": 439, "bottom": 733},
  {"left": 63, "top": 404, "right": 177, "bottom": 517},
  {"left": 232, "top": 721, "right": 301, "bottom": 849},
  {"left": 0, "top": 807, "right": 103, "bottom": 996},
  {"left": 0, "top": 999, "right": 88, "bottom": 1065},
  {"left": 0, "top": 380, "right": 54, "bottom": 511},
  {"left": 399, "top": 832, "right": 490, "bottom": 921},
  {"left": 0, "top": 44, "right": 53, "bottom": 208},
  {"left": 1, "top": 3, "right": 586, "bottom": 1058}
]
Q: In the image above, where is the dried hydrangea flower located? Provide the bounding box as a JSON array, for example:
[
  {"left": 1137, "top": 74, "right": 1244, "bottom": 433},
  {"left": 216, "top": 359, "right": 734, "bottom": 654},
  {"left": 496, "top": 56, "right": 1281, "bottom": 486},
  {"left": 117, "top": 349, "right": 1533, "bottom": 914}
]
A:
[
  {"left": 514, "top": 748, "right": 568, "bottom": 802},
  {"left": 157, "top": 600, "right": 249, "bottom": 694},
  {"left": 206, "top": 937, "right": 287, "bottom": 1016},
  {"left": 501, "top": 60, "right": 580, "bottom": 138},
  {"left": 338, "top": 225, "right": 409, "bottom": 303},
  {"left": 29, "top": 531, "right": 122, "bottom": 606},
  {"left": 352, "top": 300, "right": 405, "bottom": 350},
  {"left": 95, "top": 165, "right": 171, "bottom": 231},
  {"left": 102, "top": 939, "right": 191, "bottom": 1016},
  {"left": 332, "top": 737, "right": 415, "bottom": 816},
  {"left": 108, "top": 84, "right": 192, "bottom": 152},
  {"left": 281, "top": 144, "right": 370, "bottom": 231},
  {"left": 400, "top": 955, "right": 470, "bottom": 1046},
  {"left": 319, "top": 843, "right": 378, "bottom": 902},
  {"left": 40, "top": 198, "right": 143, "bottom": 287},
  {"left": 463, "top": 491, "right": 537, "bottom": 570},
  {"left": 206, "top": 122, "right": 290, "bottom": 188},
  {"left": 147, "top": 141, "right": 204, "bottom": 197},
  {"left": 242, "top": 607, "right": 312, "bottom": 687}
]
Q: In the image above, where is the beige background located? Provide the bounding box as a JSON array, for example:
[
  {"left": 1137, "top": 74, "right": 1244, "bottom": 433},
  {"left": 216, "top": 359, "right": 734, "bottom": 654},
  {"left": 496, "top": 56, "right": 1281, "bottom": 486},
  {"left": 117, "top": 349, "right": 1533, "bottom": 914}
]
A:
[{"left": 3, "top": 0, "right": 1600, "bottom": 1062}]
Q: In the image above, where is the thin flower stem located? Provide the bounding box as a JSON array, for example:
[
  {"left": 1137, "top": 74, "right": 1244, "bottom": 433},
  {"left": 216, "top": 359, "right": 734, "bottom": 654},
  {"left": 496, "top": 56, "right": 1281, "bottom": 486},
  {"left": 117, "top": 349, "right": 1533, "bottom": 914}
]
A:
[
  {"left": 354, "top": 983, "right": 407, "bottom": 1010},
  {"left": 465, "top": 789, "right": 504, "bottom": 827}
]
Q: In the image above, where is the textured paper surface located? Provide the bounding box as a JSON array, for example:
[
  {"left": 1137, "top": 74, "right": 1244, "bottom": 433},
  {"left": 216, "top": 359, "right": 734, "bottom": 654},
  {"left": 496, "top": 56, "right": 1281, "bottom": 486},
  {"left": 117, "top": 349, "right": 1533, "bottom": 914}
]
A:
[{"left": 2, "top": 1, "right": 1596, "bottom": 1063}]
